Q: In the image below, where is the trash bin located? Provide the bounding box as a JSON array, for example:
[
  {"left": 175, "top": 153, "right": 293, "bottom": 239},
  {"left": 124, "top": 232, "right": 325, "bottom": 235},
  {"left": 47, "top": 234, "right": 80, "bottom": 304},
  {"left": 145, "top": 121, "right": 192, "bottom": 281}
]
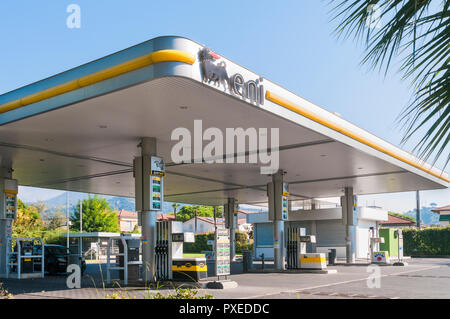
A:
[
  {"left": 328, "top": 249, "right": 337, "bottom": 265},
  {"left": 242, "top": 250, "right": 253, "bottom": 273}
]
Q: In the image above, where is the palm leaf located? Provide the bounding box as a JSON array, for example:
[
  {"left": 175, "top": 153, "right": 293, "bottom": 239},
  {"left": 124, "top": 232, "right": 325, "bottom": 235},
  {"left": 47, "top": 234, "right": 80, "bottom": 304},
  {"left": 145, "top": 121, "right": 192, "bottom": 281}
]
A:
[{"left": 330, "top": 0, "right": 450, "bottom": 169}]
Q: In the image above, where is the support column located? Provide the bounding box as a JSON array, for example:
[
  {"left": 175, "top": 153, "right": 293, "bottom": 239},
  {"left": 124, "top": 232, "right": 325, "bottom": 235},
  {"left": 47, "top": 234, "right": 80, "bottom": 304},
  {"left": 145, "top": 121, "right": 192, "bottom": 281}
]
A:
[
  {"left": 311, "top": 201, "right": 317, "bottom": 253},
  {"left": 224, "top": 198, "right": 237, "bottom": 262},
  {"left": 268, "top": 170, "right": 286, "bottom": 271},
  {"left": 416, "top": 190, "right": 421, "bottom": 230},
  {"left": 0, "top": 166, "right": 13, "bottom": 277},
  {"left": 136, "top": 137, "right": 158, "bottom": 283},
  {"left": 341, "top": 187, "right": 356, "bottom": 264}
]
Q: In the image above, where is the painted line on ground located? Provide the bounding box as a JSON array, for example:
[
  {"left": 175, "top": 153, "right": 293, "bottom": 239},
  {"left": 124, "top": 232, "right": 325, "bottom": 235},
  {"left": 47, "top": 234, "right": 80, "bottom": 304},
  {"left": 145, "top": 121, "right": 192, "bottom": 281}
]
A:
[{"left": 241, "top": 265, "right": 440, "bottom": 299}]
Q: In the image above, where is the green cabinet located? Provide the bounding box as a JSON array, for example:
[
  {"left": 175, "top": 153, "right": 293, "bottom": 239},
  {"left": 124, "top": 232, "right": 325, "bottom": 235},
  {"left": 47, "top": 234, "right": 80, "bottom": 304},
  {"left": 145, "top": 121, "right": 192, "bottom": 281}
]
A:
[{"left": 379, "top": 228, "right": 399, "bottom": 257}]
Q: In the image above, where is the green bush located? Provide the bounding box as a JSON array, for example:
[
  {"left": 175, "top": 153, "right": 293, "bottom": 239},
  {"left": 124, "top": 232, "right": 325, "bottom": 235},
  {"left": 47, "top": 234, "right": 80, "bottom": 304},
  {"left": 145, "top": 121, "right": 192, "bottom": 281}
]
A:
[
  {"left": 183, "top": 233, "right": 215, "bottom": 253},
  {"left": 403, "top": 226, "right": 450, "bottom": 256},
  {"left": 235, "top": 230, "right": 248, "bottom": 244},
  {"left": 236, "top": 241, "right": 253, "bottom": 254},
  {"left": 42, "top": 229, "right": 67, "bottom": 245}
]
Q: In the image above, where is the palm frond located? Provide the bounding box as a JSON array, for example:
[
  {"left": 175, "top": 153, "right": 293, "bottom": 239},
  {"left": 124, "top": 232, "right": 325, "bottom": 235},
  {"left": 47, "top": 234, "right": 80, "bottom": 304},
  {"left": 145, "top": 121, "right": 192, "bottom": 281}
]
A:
[{"left": 331, "top": 0, "right": 450, "bottom": 169}]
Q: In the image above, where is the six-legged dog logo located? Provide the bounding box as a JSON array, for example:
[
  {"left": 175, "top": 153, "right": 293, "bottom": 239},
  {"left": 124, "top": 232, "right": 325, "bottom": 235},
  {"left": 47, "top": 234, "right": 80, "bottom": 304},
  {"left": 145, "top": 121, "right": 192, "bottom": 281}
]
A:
[{"left": 199, "top": 48, "right": 230, "bottom": 91}]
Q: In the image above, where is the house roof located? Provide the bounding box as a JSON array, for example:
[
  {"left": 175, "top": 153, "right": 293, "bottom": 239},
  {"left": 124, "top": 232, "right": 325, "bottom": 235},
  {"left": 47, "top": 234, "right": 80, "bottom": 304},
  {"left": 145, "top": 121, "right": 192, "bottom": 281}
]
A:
[
  {"left": 116, "top": 209, "right": 137, "bottom": 219},
  {"left": 379, "top": 214, "right": 416, "bottom": 226},
  {"left": 116, "top": 210, "right": 175, "bottom": 221},
  {"left": 157, "top": 214, "right": 176, "bottom": 221},
  {"left": 431, "top": 205, "right": 450, "bottom": 214}
]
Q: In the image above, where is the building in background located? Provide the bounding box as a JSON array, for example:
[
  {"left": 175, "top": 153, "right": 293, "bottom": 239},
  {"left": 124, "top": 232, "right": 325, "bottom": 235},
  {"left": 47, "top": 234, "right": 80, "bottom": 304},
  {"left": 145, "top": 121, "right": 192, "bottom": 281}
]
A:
[
  {"left": 116, "top": 210, "right": 175, "bottom": 232},
  {"left": 116, "top": 209, "right": 138, "bottom": 232},
  {"left": 431, "top": 205, "right": 450, "bottom": 227},
  {"left": 248, "top": 206, "right": 388, "bottom": 260},
  {"left": 379, "top": 213, "right": 416, "bottom": 229},
  {"left": 183, "top": 217, "right": 251, "bottom": 234}
]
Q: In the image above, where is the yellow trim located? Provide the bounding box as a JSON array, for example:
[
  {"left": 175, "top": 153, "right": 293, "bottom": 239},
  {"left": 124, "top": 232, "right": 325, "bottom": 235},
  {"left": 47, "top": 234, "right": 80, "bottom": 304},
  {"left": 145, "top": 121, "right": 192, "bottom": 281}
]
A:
[
  {"left": 300, "top": 256, "right": 327, "bottom": 263},
  {"left": 0, "top": 49, "right": 196, "bottom": 115},
  {"left": 172, "top": 264, "right": 208, "bottom": 272},
  {"left": 4, "top": 189, "right": 18, "bottom": 194},
  {"left": 266, "top": 91, "right": 450, "bottom": 183}
]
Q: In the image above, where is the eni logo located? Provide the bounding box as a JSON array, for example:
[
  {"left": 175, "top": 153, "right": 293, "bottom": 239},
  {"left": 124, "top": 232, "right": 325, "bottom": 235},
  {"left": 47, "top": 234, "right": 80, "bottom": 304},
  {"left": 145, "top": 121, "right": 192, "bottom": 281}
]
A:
[{"left": 199, "top": 47, "right": 264, "bottom": 106}]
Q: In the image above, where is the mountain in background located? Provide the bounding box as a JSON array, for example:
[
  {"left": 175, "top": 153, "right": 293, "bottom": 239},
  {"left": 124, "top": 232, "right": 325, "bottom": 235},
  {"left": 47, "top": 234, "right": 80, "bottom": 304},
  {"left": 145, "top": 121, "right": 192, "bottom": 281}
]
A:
[
  {"left": 26, "top": 192, "right": 442, "bottom": 226},
  {"left": 403, "top": 206, "right": 441, "bottom": 226},
  {"left": 27, "top": 191, "right": 184, "bottom": 219}
]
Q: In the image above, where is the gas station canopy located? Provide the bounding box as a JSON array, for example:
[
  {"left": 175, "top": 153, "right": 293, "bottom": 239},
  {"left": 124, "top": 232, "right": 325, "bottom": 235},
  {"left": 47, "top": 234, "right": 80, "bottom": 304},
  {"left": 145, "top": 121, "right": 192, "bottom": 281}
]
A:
[{"left": 0, "top": 36, "right": 448, "bottom": 206}]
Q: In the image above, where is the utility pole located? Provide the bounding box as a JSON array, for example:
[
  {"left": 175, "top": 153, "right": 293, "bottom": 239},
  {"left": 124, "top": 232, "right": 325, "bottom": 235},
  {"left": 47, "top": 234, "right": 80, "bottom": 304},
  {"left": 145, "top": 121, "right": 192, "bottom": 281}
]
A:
[
  {"left": 80, "top": 199, "right": 83, "bottom": 256},
  {"left": 416, "top": 190, "right": 421, "bottom": 230},
  {"left": 194, "top": 207, "right": 198, "bottom": 233},
  {"left": 66, "top": 192, "right": 69, "bottom": 251}
]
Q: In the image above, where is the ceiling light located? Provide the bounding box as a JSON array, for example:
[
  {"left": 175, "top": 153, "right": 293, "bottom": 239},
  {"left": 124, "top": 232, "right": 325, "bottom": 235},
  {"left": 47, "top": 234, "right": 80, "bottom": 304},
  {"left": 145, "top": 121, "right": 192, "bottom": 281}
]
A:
[
  {"left": 99, "top": 125, "right": 107, "bottom": 129},
  {"left": 179, "top": 106, "right": 188, "bottom": 110}
]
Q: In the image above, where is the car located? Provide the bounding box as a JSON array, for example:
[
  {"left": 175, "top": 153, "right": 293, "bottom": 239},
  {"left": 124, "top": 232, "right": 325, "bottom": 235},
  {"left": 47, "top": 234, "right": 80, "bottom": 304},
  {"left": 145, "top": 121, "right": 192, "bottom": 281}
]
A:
[{"left": 33, "top": 244, "right": 86, "bottom": 275}]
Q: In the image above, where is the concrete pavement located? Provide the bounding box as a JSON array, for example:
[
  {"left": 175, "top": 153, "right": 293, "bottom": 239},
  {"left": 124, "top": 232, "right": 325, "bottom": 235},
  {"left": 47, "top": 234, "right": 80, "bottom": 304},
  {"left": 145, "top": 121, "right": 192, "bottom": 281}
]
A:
[{"left": 1, "top": 258, "right": 449, "bottom": 299}]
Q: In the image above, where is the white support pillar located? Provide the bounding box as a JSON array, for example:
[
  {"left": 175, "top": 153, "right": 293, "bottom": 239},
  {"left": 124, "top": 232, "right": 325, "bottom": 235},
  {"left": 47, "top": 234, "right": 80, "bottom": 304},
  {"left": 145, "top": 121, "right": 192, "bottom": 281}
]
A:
[
  {"left": 0, "top": 166, "right": 13, "bottom": 277},
  {"left": 268, "top": 170, "right": 286, "bottom": 271},
  {"left": 224, "top": 198, "right": 237, "bottom": 262},
  {"left": 135, "top": 137, "right": 158, "bottom": 283},
  {"left": 341, "top": 187, "right": 356, "bottom": 264}
]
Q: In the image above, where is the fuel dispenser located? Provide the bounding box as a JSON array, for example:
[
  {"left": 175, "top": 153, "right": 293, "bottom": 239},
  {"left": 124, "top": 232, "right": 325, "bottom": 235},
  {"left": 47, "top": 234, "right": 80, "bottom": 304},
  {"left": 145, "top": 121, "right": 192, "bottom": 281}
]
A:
[
  {"left": 286, "top": 227, "right": 327, "bottom": 270},
  {"left": 370, "top": 227, "right": 389, "bottom": 264},
  {"left": 171, "top": 222, "right": 204, "bottom": 281},
  {"left": 20, "top": 241, "right": 34, "bottom": 273},
  {"left": 118, "top": 236, "right": 141, "bottom": 281},
  {"left": 286, "top": 227, "right": 304, "bottom": 269},
  {"left": 393, "top": 229, "right": 406, "bottom": 266},
  {"left": 5, "top": 238, "right": 44, "bottom": 279},
  {"left": 106, "top": 221, "right": 197, "bottom": 285},
  {"left": 107, "top": 235, "right": 142, "bottom": 285},
  {"left": 1, "top": 179, "right": 18, "bottom": 278},
  {"left": 155, "top": 220, "right": 171, "bottom": 280}
]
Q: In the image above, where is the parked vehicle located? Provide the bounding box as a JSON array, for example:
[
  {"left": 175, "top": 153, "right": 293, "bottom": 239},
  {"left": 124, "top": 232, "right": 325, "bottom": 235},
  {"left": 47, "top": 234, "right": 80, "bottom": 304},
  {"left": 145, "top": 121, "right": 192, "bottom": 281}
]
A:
[{"left": 33, "top": 245, "right": 86, "bottom": 275}]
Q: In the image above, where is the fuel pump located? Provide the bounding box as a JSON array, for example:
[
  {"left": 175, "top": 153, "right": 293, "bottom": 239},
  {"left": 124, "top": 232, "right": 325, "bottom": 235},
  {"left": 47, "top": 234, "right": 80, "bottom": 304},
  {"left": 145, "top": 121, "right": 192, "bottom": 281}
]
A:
[
  {"left": 370, "top": 227, "right": 389, "bottom": 264},
  {"left": 155, "top": 220, "right": 171, "bottom": 280},
  {"left": 20, "top": 241, "right": 34, "bottom": 273},
  {"left": 393, "top": 229, "right": 407, "bottom": 266},
  {"left": 286, "top": 227, "right": 305, "bottom": 269},
  {"left": 0, "top": 179, "right": 18, "bottom": 277},
  {"left": 286, "top": 227, "right": 326, "bottom": 270},
  {"left": 118, "top": 236, "right": 141, "bottom": 281}
]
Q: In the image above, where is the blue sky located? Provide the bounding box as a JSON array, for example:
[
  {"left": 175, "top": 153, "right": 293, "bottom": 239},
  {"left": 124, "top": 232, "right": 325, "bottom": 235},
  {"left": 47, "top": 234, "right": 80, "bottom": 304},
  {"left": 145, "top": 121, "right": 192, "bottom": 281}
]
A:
[{"left": 1, "top": 1, "right": 448, "bottom": 213}]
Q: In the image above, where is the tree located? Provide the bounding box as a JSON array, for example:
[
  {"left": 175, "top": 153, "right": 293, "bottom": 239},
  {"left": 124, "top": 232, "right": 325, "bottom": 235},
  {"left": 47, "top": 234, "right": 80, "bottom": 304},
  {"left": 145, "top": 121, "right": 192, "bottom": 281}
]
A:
[
  {"left": 46, "top": 211, "right": 66, "bottom": 230},
  {"left": 13, "top": 199, "right": 43, "bottom": 238},
  {"left": 71, "top": 195, "right": 120, "bottom": 233},
  {"left": 176, "top": 205, "right": 223, "bottom": 223},
  {"left": 172, "top": 203, "right": 181, "bottom": 220},
  {"left": 331, "top": 0, "right": 449, "bottom": 167}
]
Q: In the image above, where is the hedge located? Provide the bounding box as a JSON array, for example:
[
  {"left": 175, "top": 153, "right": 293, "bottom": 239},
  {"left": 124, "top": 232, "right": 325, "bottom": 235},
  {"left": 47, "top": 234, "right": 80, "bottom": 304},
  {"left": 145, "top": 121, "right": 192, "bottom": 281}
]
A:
[{"left": 403, "top": 227, "right": 450, "bottom": 256}]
